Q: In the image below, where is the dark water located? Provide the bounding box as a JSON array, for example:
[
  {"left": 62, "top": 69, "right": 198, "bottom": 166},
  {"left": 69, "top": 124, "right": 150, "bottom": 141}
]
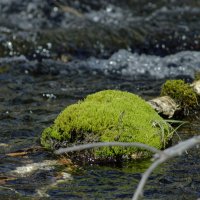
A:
[
  {"left": 1, "top": 61, "right": 200, "bottom": 200},
  {"left": 1, "top": 0, "right": 200, "bottom": 199}
]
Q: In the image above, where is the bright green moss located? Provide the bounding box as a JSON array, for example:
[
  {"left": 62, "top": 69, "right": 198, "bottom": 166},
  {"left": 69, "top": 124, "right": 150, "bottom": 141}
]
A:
[
  {"left": 41, "top": 90, "right": 172, "bottom": 159},
  {"left": 161, "top": 80, "right": 197, "bottom": 109}
]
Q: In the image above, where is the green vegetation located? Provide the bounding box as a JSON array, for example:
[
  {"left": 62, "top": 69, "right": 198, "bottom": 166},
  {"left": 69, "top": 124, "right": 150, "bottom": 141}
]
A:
[
  {"left": 161, "top": 80, "right": 198, "bottom": 109},
  {"left": 41, "top": 90, "right": 172, "bottom": 159},
  {"left": 194, "top": 71, "right": 200, "bottom": 81},
  {"left": 0, "top": 65, "right": 9, "bottom": 74}
]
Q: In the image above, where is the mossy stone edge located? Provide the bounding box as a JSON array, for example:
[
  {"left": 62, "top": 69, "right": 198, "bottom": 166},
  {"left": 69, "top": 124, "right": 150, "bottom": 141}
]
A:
[
  {"left": 161, "top": 79, "right": 198, "bottom": 110},
  {"left": 41, "top": 90, "right": 172, "bottom": 160}
]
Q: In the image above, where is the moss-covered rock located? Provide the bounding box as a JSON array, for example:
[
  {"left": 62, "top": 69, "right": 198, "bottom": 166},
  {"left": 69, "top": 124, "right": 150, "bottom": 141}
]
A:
[
  {"left": 161, "top": 80, "right": 197, "bottom": 110},
  {"left": 41, "top": 90, "right": 172, "bottom": 160}
]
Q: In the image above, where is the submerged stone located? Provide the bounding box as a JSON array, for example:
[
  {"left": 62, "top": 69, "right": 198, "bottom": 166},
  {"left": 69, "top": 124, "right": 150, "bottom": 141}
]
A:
[{"left": 41, "top": 90, "right": 172, "bottom": 160}]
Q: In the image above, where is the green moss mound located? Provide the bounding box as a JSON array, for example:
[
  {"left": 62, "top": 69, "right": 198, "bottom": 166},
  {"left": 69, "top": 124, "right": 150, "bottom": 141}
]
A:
[
  {"left": 41, "top": 90, "right": 172, "bottom": 159},
  {"left": 161, "top": 80, "right": 197, "bottom": 109}
]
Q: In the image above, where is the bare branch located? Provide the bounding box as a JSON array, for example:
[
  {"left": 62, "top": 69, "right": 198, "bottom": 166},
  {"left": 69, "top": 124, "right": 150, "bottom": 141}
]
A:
[
  {"left": 132, "top": 135, "right": 200, "bottom": 200},
  {"left": 54, "top": 142, "right": 163, "bottom": 155},
  {"left": 54, "top": 136, "right": 200, "bottom": 200},
  {"left": 132, "top": 158, "right": 165, "bottom": 200}
]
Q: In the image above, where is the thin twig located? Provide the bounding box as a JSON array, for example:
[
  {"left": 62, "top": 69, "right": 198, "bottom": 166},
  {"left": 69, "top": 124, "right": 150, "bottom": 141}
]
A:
[
  {"left": 54, "top": 137, "right": 200, "bottom": 200},
  {"left": 132, "top": 135, "right": 200, "bottom": 200},
  {"left": 54, "top": 142, "right": 163, "bottom": 155},
  {"left": 132, "top": 158, "right": 165, "bottom": 200}
]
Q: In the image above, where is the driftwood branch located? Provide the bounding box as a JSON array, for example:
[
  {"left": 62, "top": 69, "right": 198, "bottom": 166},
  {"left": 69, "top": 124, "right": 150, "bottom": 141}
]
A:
[
  {"left": 148, "top": 80, "right": 200, "bottom": 118},
  {"left": 55, "top": 136, "right": 200, "bottom": 200},
  {"left": 148, "top": 96, "right": 179, "bottom": 118}
]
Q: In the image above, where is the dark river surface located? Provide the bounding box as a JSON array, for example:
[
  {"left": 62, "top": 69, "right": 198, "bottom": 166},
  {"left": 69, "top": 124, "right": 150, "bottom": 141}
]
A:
[{"left": 1, "top": 0, "right": 200, "bottom": 199}]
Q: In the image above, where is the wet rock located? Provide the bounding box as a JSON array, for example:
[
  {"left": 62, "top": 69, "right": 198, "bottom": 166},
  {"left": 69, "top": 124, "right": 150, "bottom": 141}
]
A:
[
  {"left": 66, "top": 50, "right": 200, "bottom": 80},
  {"left": 1, "top": 0, "right": 200, "bottom": 58},
  {"left": 1, "top": 49, "right": 200, "bottom": 80},
  {"left": 41, "top": 90, "right": 172, "bottom": 161}
]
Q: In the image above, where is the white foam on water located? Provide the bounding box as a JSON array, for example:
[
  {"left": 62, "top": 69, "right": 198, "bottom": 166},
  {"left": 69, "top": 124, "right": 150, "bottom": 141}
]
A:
[{"left": 86, "top": 50, "right": 200, "bottom": 79}]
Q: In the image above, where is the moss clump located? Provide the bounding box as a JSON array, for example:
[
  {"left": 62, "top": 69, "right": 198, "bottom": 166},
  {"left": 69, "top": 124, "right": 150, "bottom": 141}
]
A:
[
  {"left": 41, "top": 90, "right": 172, "bottom": 159},
  {"left": 194, "top": 71, "right": 200, "bottom": 81},
  {"left": 161, "top": 80, "right": 197, "bottom": 110}
]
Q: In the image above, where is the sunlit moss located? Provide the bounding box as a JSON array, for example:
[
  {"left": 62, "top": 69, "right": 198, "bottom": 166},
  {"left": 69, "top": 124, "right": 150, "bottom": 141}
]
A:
[
  {"left": 41, "top": 90, "right": 172, "bottom": 159},
  {"left": 161, "top": 80, "right": 197, "bottom": 109}
]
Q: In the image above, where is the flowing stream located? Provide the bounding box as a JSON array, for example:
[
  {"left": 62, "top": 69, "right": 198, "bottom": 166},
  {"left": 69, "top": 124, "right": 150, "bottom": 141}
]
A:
[{"left": 1, "top": 1, "right": 200, "bottom": 199}]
